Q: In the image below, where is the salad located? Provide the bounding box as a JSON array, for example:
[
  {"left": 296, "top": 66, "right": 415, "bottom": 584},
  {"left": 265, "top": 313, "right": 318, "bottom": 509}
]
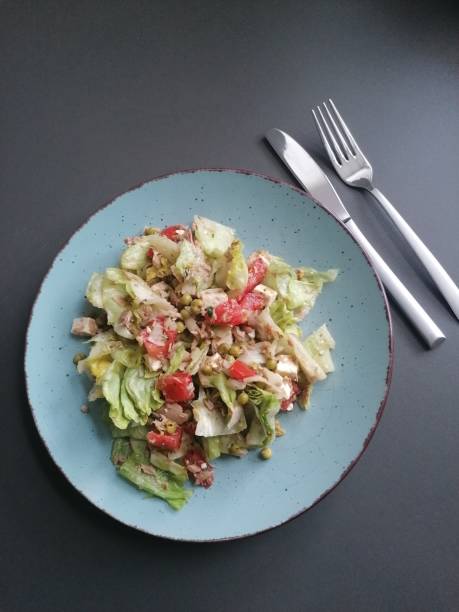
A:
[{"left": 72, "top": 217, "right": 337, "bottom": 510}]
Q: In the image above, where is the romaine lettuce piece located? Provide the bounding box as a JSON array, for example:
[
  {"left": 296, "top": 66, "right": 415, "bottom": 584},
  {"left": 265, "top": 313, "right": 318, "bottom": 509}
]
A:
[
  {"left": 208, "top": 372, "right": 236, "bottom": 412},
  {"left": 166, "top": 344, "right": 187, "bottom": 374},
  {"left": 193, "top": 216, "right": 235, "bottom": 258},
  {"left": 150, "top": 450, "right": 188, "bottom": 483},
  {"left": 304, "top": 324, "right": 335, "bottom": 374},
  {"left": 192, "top": 389, "right": 246, "bottom": 437},
  {"left": 110, "top": 423, "right": 148, "bottom": 439},
  {"left": 173, "top": 240, "right": 213, "bottom": 293},
  {"left": 270, "top": 299, "right": 301, "bottom": 335},
  {"left": 111, "top": 438, "right": 131, "bottom": 465},
  {"left": 201, "top": 434, "right": 248, "bottom": 460},
  {"left": 120, "top": 376, "right": 143, "bottom": 423},
  {"left": 129, "top": 439, "right": 149, "bottom": 462},
  {"left": 124, "top": 367, "right": 163, "bottom": 416},
  {"left": 287, "top": 333, "right": 326, "bottom": 383},
  {"left": 86, "top": 272, "right": 104, "bottom": 308},
  {"left": 120, "top": 241, "right": 149, "bottom": 272},
  {"left": 118, "top": 456, "right": 191, "bottom": 510},
  {"left": 187, "top": 341, "right": 210, "bottom": 375},
  {"left": 101, "top": 361, "right": 129, "bottom": 429},
  {"left": 245, "top": 385, "right": 280, "bottom": 446},
  {"left": 264, "top": 256, "right": 338, "bottom": 317},
  {"left": 226, "top": 240, "right": 248, "bottom": 296}
]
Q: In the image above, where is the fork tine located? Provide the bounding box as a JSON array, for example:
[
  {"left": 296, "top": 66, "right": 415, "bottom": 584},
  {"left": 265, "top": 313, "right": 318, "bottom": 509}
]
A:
[
  {"left": 323, "top": 101, "right": 354, "bottom": 159},
  {"left": 328, "top": 99, "right": 363, "bottom": 157},
  {"left": 312, "top": 109, "right": 342, "bottom": 167},
  {"left": 317, "top": 105, "right": 347, "bottom": 164}
]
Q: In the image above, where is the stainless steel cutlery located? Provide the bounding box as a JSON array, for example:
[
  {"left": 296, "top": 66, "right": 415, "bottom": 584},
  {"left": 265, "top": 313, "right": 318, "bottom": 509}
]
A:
[
  {"left": 312, "top": 99, "right": 459, "bottom": 320},
  {"left": 266, "top": 128, "right": 446, "bottom": 349}
]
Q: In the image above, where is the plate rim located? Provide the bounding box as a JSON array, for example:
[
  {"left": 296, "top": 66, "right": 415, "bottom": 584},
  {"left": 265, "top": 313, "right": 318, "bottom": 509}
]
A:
[{"left": 24, "top": 167, "right": 393, "bottom": 542}]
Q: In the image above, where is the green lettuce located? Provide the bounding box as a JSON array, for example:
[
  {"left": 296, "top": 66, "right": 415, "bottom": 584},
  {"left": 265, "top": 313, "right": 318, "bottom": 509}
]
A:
[
  {"left": 111, "top": 438, "right": 131, "bottom": 465},
  {"left": 120, "top": 376, "right": 144, "bottom": 423},
  {"left": 101, "top": 361, "right": 129, "bottom": 429},
  {"left": 208, "top": 373, "right": 236, "bottom": 412},
  {"left": 118, "top": 456, "right": 191, "bottom": 510},
  {"left": 287, "top": 333, "right": 326, "bottom": 383},
  {"left": 110, "top": 423, "right": 148, "bottom": 439},
  {"left": 120, "top": 241, "right": 149, "bottom": 272},
  {"left": 193, "top": 216, "right": 234, "bottom": 258},
  {"left": 192, "top": 388, "right": 246, "bottom": 437},
  {"left": 201, "top": 434, "right": 248, "bottom": 460},
  {"left": 270, "top": 299, "right": 301, "bottom": 335},
  {"left": 264, "top": 256, "right": 338, "bottom": 316},
  {"left": 150, "top": 450, "right": 188, "bottom": 484},
  {"left": 124, "top": 367, "right": 163, "bottom": 416},
  {"left": 129, "top": 439, "right": 149, "bottom": 462},
  {"left": 186, "top": 341, "right": 210, "bottom": 375},
  {"left": 226, "top": 240, "right": 248, "bottom": 296},
  {"left": 304, "top": 324, "right": 335, "bottom": 374},
  {"left": 245, "top": 385, "right": 280, "bottom": 447},
  {"left": 86, "top": 272, "right": 104, "bottom": 308},
  {"left": 166, "top": 344, "right": 187, "bottom": 374},
  {"left": 173, "top": 240, "right": 212, "bottom": 293}
]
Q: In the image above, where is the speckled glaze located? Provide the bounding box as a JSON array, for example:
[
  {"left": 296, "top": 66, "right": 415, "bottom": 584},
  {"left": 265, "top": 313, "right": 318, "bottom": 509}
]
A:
[{"left": 25, "top": 169, "right": 392, "bottom": 541}]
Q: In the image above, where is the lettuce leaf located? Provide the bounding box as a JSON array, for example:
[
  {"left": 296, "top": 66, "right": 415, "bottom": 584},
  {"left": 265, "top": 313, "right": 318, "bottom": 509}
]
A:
[
  {"left": 124, "top": 367, "right": 163, "bottom": 416},
  {"left": 101, "top": 361, "right": 129, "bottom": 429},
  {"left": 111, "top": 438, "right": 131, "bottom": 465},
  {"left": 304, "top": 324, "right": 335, "bottom": 374},
  {"left": 120, "top": 241, "right": 149, "bottom": 272},
  {"left": 226, "top": 240, "right": 248, "bottom": 296},
  {"left": 287, "top": 333, "right": 326, "bottom": 383},
  {"left": 193, "top": 216, "right": 235, "bottom": 258},
  {"left": 120, "top": 376, "right": 144, "bottom": 424},
  {"left": 173, "top": 240, "right": 213, "bottom": 293},
  {"left": 192, "top": 389, "right": 246, "bottom": 437},
  {"left": 245, "top": 385, "right": 280, "bottom": 447},
  {"left": 264, "top": 256, "right": 338, "bottom": 316},
  {"left": 86, "top": 272, "right": 104, "bottom": 308},
  {"left": 270, "top": 299, "right": 301, "bottom": 335},
  {"left": 150, "top": 450, "right": 188, "bottom": 484},
  {"left": 208, "top": 373, "right": 236, "bottom": 412},
  {"left": 166, "top": 344, "right": 187, "bottom": 374},
  {"left": 186, "top": 341, "right": 210, "bottom": 375},
  {"left": 118, "top": 456, "right": 191, "bottom": 510},
  {"left": 201, "top": 433, "right": 248, "bottom": 460}
]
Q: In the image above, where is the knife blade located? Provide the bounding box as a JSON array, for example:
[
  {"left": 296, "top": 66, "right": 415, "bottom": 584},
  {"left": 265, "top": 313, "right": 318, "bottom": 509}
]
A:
[{"left": 266, "top": 128, "right": 445, "bottom": 349}]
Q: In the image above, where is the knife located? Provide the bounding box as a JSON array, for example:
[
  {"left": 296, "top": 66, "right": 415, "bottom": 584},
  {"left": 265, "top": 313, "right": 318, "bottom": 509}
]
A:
[{"left": 266, "top": 128, "right": 445, "bottom": 349}]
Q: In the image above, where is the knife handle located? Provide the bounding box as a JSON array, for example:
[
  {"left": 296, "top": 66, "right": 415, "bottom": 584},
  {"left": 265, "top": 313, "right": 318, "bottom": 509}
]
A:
[{"left": 345, "top": 219, "right": 446, "bottom": 349}]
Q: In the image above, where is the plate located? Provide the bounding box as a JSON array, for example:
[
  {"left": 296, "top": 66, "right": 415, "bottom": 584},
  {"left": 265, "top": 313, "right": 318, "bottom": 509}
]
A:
[{"left": 25, "top": 169, "right": 392, "bottom": 541}]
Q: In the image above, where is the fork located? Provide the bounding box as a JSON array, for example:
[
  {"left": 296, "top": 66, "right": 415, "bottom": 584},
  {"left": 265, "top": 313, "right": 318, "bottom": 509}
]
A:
[{"left": 312, "top": 99, "right": 459, "bottom": 320}]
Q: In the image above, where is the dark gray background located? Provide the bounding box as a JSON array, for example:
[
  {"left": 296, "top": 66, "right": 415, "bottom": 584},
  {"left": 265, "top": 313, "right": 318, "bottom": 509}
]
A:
[{"left": 1, "top": 1, "right": 458, "bottom": 611}]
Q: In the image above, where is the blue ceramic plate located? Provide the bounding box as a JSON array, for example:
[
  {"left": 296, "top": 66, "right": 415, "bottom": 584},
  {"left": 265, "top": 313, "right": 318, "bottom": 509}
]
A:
[{"left": 25, "top": 169, "right": 392, "bottom": 541}]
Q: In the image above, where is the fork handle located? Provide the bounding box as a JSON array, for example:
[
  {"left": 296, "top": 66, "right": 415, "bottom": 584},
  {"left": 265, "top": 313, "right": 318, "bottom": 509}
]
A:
[
  {"left": 345, "top": 218, "right": 445, "bottom": 349},
  {"left": 369, "top": 187, "right": 459, "bottom": 320}
]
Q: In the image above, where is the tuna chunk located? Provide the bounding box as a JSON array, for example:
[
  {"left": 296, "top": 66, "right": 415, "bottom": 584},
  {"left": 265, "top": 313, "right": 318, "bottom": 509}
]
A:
[{"left": 71, "top": 317, "right": 98, "bottom": 337}]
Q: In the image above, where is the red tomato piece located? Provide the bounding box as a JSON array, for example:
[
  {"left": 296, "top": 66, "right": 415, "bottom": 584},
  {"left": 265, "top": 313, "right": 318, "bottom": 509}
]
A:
[
  {"left": 245, "top": 257, "right": 268, "bottom": 294},
  {"left": 157, "top": 372, "right": 195, "bottom": 403},
  {"left": 160, "top": 224, "right": 188, "bottom": 242},
  {"left": 139, "top": 318, "right": 177, "bottom": 359},
  {"left": 147, "top": 428, "right": 182, "bottom": 451},
  {"left": 209, "top": 299, "right": 247, "bottom": 326},
  {"left": 146, "top": 247, "right": 154, "bottom": 258},
  {"left": 227, "top": 360, "right": 257, "bottom": 380},
  {"left": 238, "top": 291, "right": 266, "bottom": 312}
]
